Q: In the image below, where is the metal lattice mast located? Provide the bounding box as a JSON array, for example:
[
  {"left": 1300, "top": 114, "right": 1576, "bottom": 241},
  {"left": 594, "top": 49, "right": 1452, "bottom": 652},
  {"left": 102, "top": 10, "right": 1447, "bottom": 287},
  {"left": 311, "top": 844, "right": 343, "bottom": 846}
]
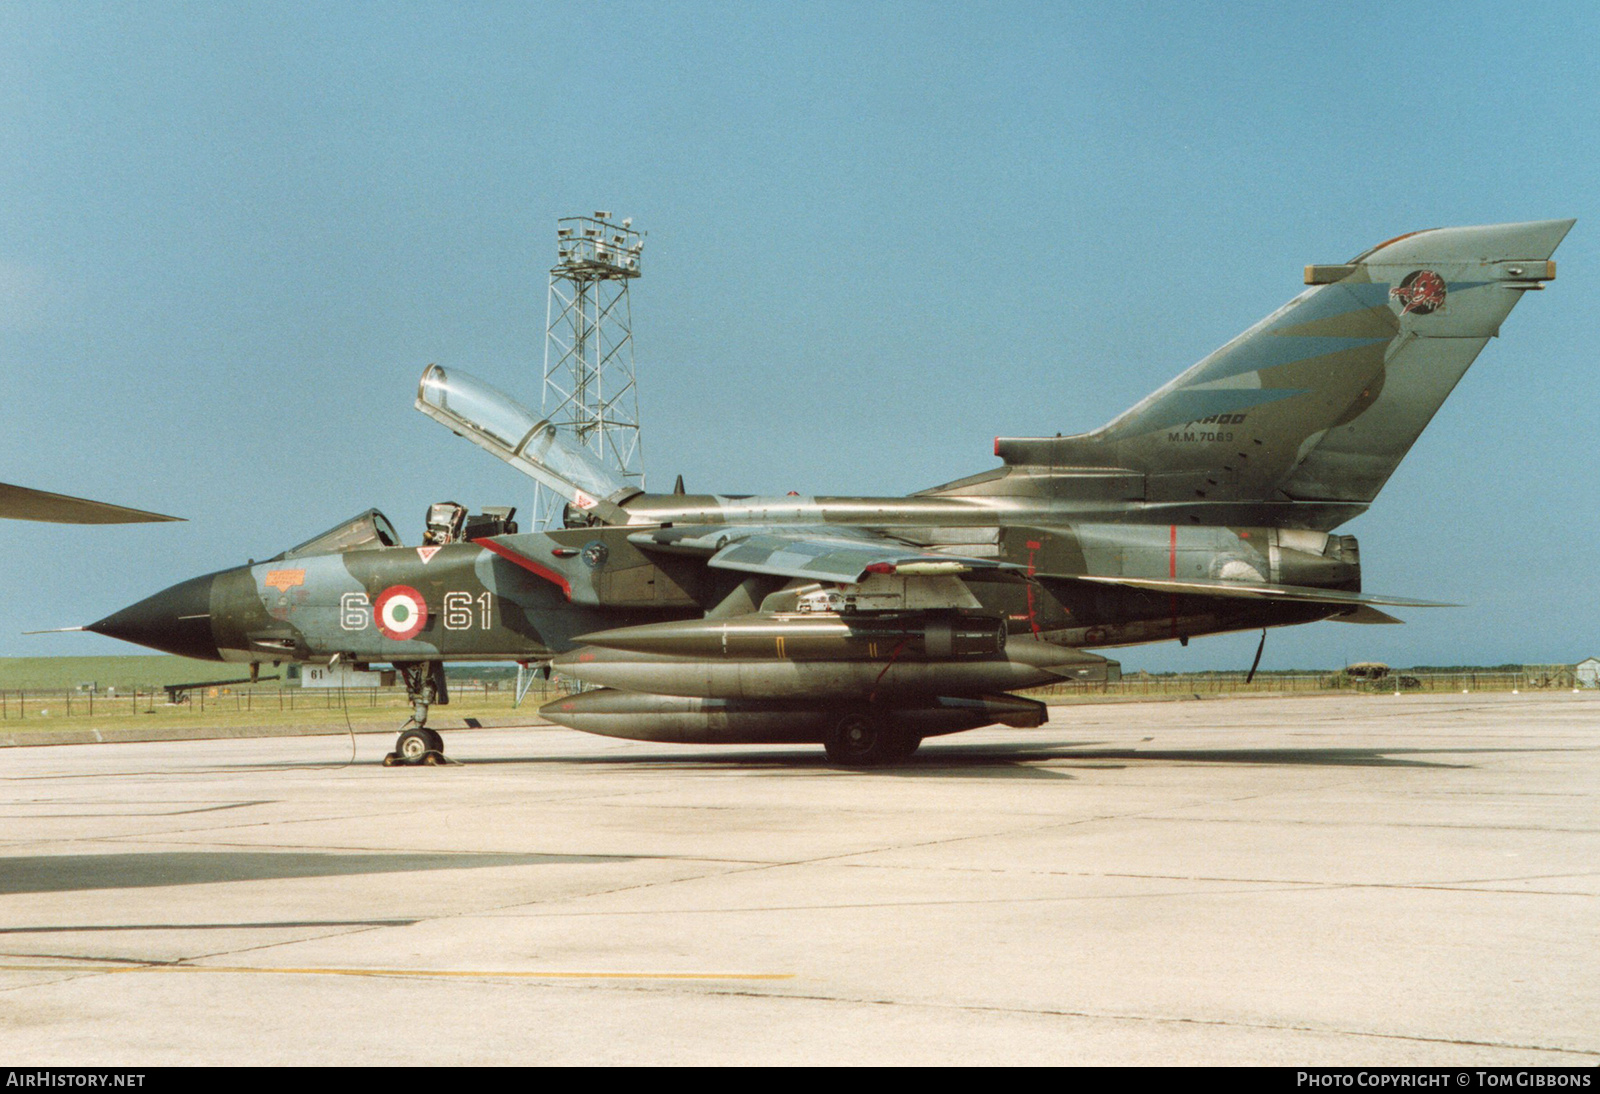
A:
[{"left": 534, "top": 211, "right": 645, "bottom": 529}]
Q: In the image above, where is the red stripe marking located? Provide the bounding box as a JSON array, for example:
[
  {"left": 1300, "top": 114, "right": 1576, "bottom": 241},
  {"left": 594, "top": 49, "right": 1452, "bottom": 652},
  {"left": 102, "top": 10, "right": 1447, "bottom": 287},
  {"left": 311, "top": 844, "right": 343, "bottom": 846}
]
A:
[
  {"left": 1024, "top": 541, "right": 1041, "bottom": 636},
  {"left": 869, "top": 638, "right": 913, "bottom": 703},
  {"left": 473, "top": 537, "right": 572, "bottom": 600}
]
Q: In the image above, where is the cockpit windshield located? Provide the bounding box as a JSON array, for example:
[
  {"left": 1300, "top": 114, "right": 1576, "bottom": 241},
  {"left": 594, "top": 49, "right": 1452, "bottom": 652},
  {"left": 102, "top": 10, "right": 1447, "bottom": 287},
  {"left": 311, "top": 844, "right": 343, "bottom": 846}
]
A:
[
  {"left": 276, "top": 508, "right": 402, "bottom": 559},
  {"left": 415, "top": 364, "right": 626, "bottom": 513}
]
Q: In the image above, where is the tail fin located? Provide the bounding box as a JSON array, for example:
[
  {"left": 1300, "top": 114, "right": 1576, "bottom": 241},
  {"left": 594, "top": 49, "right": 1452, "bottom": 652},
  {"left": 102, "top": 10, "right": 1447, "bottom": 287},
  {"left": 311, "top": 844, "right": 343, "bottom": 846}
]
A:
[{"left": 994, "top": 219, "right": 1573, "bottom": 511}]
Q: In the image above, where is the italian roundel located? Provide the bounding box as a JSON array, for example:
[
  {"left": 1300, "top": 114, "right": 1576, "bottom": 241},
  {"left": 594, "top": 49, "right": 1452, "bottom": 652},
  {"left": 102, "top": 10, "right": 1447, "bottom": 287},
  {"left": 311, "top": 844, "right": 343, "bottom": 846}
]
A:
[{"left": 374, "top": 585, "right": 428, "bottom": 641}]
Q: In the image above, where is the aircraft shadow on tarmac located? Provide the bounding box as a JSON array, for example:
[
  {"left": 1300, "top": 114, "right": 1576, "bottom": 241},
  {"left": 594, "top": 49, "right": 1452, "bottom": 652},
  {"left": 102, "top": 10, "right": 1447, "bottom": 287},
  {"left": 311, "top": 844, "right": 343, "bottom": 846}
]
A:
[
  {"left": 0, "top": 849, "right": 644, "bottom": 895},
  {"left": 461, "top": 740, "right": 1511, "bottom": 775},
  {"left": 460, "top": 746, "right": 1082, "bottom": 779}
]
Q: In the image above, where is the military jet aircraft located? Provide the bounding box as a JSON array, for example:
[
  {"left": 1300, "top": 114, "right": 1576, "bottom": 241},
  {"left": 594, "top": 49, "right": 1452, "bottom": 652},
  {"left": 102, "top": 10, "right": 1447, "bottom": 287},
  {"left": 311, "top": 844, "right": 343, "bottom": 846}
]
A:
[{"left": 83, "top": 219, "right": 1572, "bottom": 764}]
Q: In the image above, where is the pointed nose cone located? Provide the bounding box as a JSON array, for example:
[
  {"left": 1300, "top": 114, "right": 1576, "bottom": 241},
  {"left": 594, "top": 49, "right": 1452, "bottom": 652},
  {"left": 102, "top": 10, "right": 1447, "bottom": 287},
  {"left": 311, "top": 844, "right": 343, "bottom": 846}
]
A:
[{"left": 87, "top": 572, "right": 221, "bottom": 660}]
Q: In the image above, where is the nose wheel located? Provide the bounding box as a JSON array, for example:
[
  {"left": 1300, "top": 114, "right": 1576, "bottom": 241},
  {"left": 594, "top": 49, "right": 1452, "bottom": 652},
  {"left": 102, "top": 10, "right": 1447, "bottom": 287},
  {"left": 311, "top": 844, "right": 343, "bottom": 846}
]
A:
[
  {"left": 384, "top": 726, "right": 446, "bottom": 766},
  {"left": 382, "top": 661, "right": 452, "bottom": 766}
]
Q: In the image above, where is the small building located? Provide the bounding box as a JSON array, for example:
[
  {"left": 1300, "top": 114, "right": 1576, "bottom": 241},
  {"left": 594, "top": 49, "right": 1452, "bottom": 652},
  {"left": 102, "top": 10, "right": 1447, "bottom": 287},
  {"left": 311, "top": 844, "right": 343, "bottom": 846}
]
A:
[
  {"left": 301, "top": 664, "right": 395, "bottom": 689},
  {"left": 1577, "top": 658, "right": 1600, "bottom": 689}
]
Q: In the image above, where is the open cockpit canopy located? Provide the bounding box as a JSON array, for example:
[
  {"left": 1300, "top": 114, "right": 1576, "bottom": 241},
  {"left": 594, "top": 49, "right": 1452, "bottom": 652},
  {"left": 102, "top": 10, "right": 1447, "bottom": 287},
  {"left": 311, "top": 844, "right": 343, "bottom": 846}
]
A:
[
  {"left": 275, "top": 508, "right": 402, "bottom": 559},
  {"left": 415, "top": 364, "right": 630, "bottom": 522}
]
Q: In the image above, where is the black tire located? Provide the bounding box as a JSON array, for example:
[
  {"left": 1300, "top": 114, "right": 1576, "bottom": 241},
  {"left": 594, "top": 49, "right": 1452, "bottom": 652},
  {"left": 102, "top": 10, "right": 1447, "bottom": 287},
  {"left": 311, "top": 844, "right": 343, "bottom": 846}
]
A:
[
  {"left": 422, "top": 728, "right": 445, "bottom": 754},
  {"left": 397, "top": 728, "right": 432, "bottom": 762},
  {"left": 880, "top": 731, "right": 922, "bottom": 763},
  {"left": 823, "top": 711, "right": 915, "bottom": 766}
]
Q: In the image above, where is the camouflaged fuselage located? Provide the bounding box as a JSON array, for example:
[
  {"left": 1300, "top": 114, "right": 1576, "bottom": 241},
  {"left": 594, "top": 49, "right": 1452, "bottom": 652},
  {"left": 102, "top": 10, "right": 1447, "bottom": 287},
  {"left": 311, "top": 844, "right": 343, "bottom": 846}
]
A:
[{"left": 130, "top": 515, "right": 1348, "bottom": 666}]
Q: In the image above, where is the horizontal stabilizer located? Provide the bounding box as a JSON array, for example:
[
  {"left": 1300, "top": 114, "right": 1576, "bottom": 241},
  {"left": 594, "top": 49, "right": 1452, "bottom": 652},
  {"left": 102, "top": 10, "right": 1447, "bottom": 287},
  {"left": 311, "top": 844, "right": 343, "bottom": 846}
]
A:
[{"left": 1072, "top": 575, "right": 1454, "bottom": 609}]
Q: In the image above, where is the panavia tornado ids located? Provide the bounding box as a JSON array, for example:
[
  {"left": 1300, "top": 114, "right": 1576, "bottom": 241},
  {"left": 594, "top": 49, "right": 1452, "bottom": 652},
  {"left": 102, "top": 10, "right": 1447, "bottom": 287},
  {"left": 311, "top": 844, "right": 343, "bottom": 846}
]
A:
[{"left": 84, "top": 219, "right": 1571, "bottom": 764}]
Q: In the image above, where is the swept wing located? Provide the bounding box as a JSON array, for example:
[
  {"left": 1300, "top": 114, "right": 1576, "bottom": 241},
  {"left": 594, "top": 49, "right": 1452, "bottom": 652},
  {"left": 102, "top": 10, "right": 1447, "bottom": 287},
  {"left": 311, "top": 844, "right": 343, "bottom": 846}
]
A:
[{"left": 0, "top": 482, "right": 180, "bottom": 525}]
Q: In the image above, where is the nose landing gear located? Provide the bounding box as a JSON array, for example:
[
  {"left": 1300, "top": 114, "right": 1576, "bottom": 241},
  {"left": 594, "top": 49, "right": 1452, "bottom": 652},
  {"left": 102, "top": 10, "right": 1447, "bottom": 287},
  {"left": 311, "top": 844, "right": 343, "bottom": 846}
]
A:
[
  {"left": 382, "top": 662, "right": 451, "bottom": 767},
  {"left": 386, "top": 726, "right": 446, "bottom": 766}
]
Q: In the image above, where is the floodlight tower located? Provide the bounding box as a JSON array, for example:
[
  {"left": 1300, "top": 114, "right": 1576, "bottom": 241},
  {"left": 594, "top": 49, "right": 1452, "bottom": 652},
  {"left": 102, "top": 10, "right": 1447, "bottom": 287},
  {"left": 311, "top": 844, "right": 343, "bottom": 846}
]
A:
[{"left": 534, "top": 211, "right": 646, "bottom": 529}]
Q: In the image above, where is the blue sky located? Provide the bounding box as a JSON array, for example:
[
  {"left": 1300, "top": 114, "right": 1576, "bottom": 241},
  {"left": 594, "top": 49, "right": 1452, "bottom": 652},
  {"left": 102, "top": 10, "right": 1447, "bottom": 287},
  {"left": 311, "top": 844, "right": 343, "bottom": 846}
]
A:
[{"left": 2, "top": 1, "right": 1596, "bottom": 672}]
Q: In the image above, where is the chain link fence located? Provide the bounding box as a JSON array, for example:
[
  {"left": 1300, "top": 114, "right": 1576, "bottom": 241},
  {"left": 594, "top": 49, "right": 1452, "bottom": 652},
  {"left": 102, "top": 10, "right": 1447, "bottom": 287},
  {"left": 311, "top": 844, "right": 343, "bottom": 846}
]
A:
[
  {"left": 1031, "top": 668, "right": 1581, "bottom": 699},
  {"left": 0, "top": 678, "right": 574, "bottom": 723},
  {"left": 0, "top": 669, "right": 1586, "bottom": 724}
]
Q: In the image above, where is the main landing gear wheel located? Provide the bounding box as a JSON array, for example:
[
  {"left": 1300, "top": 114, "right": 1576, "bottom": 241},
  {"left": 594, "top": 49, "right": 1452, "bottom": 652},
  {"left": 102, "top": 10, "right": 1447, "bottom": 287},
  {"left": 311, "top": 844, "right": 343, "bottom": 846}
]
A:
[
  {"left": 881, "top": 731, "right": 922, "bottom": 763},
  {"left": 822, "top": 711, "right": 919, "bottom": 767}
]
